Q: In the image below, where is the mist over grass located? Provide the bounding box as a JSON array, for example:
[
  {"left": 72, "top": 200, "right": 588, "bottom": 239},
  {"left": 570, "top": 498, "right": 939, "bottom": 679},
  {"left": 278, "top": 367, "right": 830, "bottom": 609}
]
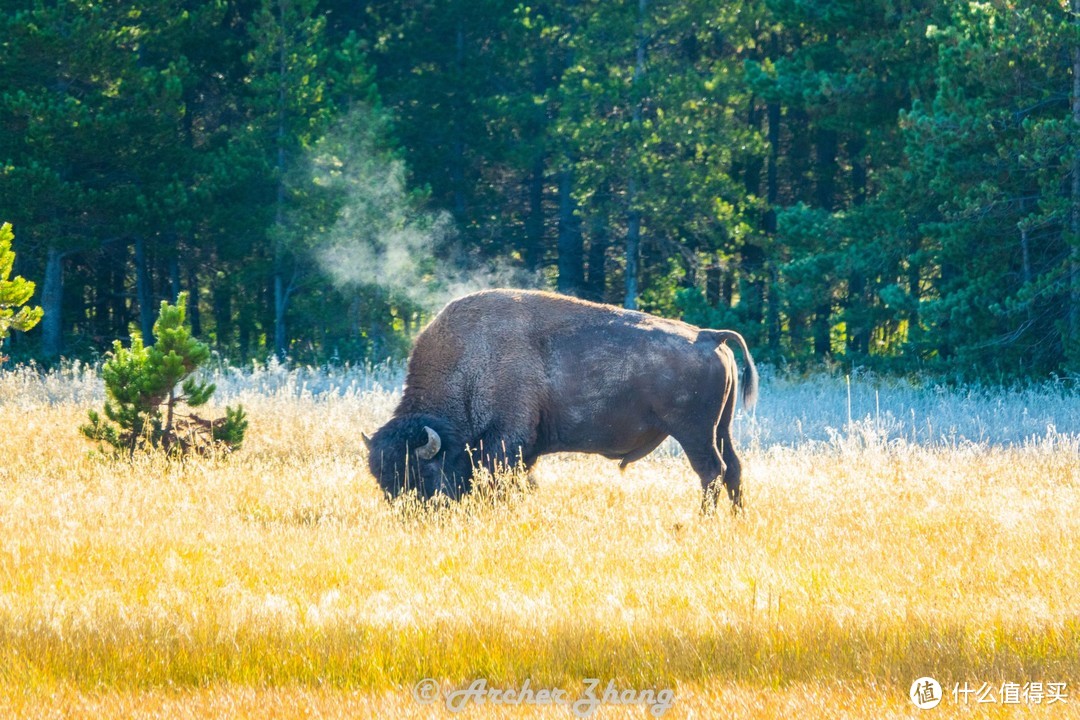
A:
[
  {"left": 7, "top": 360, "right": 1080, "bottom": 451},
  {"left": 737, "top": 366, "right": 1080, "bottom": 449}
]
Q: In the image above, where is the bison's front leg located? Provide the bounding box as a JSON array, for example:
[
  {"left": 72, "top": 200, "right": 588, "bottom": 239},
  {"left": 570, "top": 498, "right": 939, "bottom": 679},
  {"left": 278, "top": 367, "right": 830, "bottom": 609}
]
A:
[{"left": 467, "top": 427, "right": 533, "bottom": 480}]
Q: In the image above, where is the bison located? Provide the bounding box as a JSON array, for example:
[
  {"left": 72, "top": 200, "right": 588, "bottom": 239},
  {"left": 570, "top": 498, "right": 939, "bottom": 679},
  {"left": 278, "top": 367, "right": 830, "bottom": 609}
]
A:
[{"left": 363, "top": 289, "right": 758, "bottom": 511}]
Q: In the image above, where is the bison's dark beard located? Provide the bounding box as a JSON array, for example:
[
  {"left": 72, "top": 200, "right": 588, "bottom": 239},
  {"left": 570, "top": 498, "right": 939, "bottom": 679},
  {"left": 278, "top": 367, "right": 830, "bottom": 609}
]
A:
[{"left": 365, "top": 413, "right": 472, "bottom": 500}]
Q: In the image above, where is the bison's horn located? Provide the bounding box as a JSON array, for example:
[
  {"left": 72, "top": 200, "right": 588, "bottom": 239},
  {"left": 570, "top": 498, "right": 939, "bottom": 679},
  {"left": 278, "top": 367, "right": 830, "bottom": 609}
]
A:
[
  {"left": 416, "top": 426, "right": 441, "bottom": 460},
  {"left": 361, "top": 432, "right": 372, "bottom": 450}
]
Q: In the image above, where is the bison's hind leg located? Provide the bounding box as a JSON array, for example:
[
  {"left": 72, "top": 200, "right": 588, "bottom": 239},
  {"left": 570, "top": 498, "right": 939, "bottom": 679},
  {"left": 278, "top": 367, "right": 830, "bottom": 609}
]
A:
[
  {"left": 701, "top": 483, "right": 726, "bottom": 515},
  {"left": 714, "top": 375, "right": 743, "bottom": 513},
  {"left": 670, "top": 427, "right": 728, "bottom": 515},
  {"left": 716, "top": 430, "right": 742, "bottom": 512}
]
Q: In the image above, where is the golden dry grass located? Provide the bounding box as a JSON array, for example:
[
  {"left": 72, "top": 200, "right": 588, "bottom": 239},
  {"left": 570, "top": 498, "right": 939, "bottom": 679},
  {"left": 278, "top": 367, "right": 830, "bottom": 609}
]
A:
[{"left": 1, "top": 371, "right": 1079, "bottom": 718}]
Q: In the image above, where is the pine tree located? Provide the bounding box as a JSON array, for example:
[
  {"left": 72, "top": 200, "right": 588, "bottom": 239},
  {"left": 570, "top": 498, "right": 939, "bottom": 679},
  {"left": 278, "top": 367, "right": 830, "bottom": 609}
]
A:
[
  {"left": 899, "top": 0, "right": 1076, "bottom": 375},
  {"left": 742, "top": 0, "right": 943, "bottom": 363},
  {"left": 553, "top": 0, "right": 762, "bottom": 312},
  {"left": 82, "top": 293, "right": 247, "bottom": 456},
  {"left": 0, "top": 223, "right": 43, "bottom": 364}
]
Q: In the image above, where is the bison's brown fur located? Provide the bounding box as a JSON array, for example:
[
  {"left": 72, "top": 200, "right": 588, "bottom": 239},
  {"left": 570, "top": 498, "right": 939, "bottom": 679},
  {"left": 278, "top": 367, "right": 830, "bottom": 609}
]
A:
[{"left": 365, "top": 289, "right": 758, "bottom": 511}]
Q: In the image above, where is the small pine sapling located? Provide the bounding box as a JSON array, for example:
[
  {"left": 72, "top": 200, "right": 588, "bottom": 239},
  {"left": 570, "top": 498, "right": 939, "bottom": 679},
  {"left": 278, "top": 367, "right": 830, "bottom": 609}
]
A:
[{"left": 82, "top": 292, "right": 248, "bottom": 456}]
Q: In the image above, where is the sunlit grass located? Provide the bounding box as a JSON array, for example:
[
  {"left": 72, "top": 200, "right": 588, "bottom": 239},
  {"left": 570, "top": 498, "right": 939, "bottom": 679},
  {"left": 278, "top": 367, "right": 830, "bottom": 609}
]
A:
[{"left": 1, "top": 367, "right": 1079, "bottom": 718}]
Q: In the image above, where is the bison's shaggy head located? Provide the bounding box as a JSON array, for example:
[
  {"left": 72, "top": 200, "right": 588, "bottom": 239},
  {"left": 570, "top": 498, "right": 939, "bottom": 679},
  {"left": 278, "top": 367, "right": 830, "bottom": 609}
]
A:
[{"left": 363, "top": 414, "right": 472, "bottom": 500}]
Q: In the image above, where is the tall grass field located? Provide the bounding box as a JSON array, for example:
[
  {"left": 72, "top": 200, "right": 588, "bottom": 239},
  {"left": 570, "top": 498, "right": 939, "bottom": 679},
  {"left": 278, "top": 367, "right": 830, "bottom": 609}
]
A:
[{"left": 1, "top": 363, "right": 1078, "bottom": 718}]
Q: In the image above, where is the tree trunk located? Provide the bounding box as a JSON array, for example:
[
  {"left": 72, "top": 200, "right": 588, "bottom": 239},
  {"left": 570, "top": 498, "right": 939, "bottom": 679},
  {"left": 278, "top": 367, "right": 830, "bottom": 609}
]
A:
[
  {"left": 272, "top": 0, "right": 289, "bottom": 359},
  {"left": 1019, "top": 225, "right": 1034, "bottom": 328},
  {"left": 763, "top": 35, "right": 781, "bottom": 353},
  {"left": 1071, "top": 0, "right": 1080, "bottom": 360},
  {"left": 238, "top": 301, "right": 252, "bottom": 360},
  {"left": 681, "top": 247, "right": 698, "bottom": 289},
  {"left": 557, "top": 164, "right": 584, "bottom": 296},
  {"left": 738, "top": 98, "right": 765, "bottom": 328},
  {"left": 765, "top": 39, "right": 780, "bottom": 230},
  {"left": 169, "top": 252, "right": 181, "bottom": 303},
  {"left": 706, "top": 264, "right": 721, "bottom": 307},
  {"left": 586, "top": 192, "right": 609, "bottom": 302},
  {"left": 525, "top": 154, "right": 546, "bottom": 273},
  {"left": 187, "top": 265, "right": 202, "bottom": 337},
  {"left": 938, "top": 262, "right": 958, "bottom": 360},
  {"left": 813, "top": 305, "right": 831, "bottom": 358},
  {"left": 134, "top": 236, "right": 155, "bottom": 342},
  {"left": 213, "top": 278, "right": 233, "bottom": 355},
  {"left": 450, "top": 15, "right": 467, "bottom": 218},
  {"left": 788, "top": 108, "right": 812, "bottom": 204},
  {"left": 164, "top": 388, "right": 175, "bottom": 436},
  {"left": 623, "top": 0, "right": 648, "bottom": 310},
  {"left": 740, "top": 243, "right": 765, "bottom": 327},
  {"left": 812, "top": 126, "right": 838, "bottom": 358},
  {"left": 743, "top": 100, "right": 764, "bottom": 197},
  {"left": 112, "top": 250, "right": 126, "bottom": 338},
  {"left": 624, "top": 182, "right": 641, "bottom": 310},
  {"left": 815, "top": 127, "right": 839, "bottom": 211},
  {"left": 767, "top": 266, "right": 782, "bottom": 353},
  {"left": 92, "top": 249, "right": 110, "bottom": 340},
  {"left": 524, "top": 50, "right": 550, "bottom": 273},
  {"left": 847, "top": 273, "right": 867, "bottom": 354},
  {"left": 907, "top": 228, "right": 921, "bottom": 332},
  {"left": 846, "top": 135, "right": 870, "bottom": 355},
  {"left": 41, "top": 247, "right": 64, "bottom": 361},
  {"left": 274, "top": 273, "right": 287, "bottom": 358}
]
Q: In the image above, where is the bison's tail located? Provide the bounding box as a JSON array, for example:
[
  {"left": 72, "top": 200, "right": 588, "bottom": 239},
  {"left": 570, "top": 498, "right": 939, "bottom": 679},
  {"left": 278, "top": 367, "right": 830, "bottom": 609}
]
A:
[{"left": 700, "top": 329, "right": 759, "bottom": 411}]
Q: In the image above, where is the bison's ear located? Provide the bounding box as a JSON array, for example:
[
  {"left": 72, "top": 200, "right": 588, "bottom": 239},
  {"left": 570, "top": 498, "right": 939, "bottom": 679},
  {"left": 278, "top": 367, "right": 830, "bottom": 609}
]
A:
[{"left": 361, "top": 432, "right": 373, "bottom": 450}]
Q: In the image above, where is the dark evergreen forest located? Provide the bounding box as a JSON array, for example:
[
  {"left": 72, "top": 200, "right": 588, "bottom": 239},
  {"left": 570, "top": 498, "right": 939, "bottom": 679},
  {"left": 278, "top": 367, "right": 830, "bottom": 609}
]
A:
[{"left": 2, "top": 0, "right": 1079, "bottom": 379}]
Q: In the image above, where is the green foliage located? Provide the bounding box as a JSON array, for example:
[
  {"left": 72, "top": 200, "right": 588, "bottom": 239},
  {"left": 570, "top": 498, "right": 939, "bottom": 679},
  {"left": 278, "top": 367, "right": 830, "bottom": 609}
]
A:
[
  {"left": 0, "top": 222, "right": 42, "bottom": 362},
  {"left": 2, "top": 0, "right": 1080, "bottom": 379},
  {"left": 82, "top": 293, "right": 247, "bottom": 457},
  {"left": 894, "top": 0, "right": 1079, "bottom": 377}
]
